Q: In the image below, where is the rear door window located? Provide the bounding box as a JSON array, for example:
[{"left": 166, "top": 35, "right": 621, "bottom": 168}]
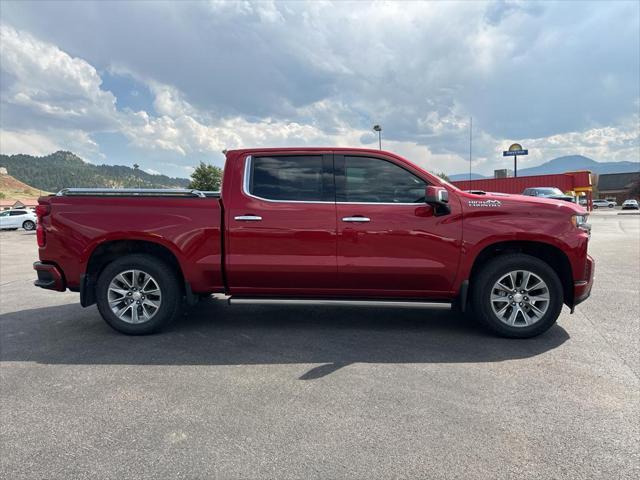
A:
[{"left": 247, "top": 155, "right": 333, "bottom": 202}]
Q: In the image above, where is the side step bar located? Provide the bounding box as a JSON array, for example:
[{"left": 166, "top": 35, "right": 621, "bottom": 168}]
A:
[{"left": 228, "top": 298, "right": 451, "bottom": 310}]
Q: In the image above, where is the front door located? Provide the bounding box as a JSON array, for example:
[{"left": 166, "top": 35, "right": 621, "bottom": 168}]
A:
[
  {"left": 335, "top": 154, "right": 462, "bottom": 297},
  {"left": 225, "top": 153, "right": 337, "bottom": 295}
]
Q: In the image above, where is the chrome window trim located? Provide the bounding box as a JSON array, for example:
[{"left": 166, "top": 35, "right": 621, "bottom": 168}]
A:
[
  {"left": 242, "top": 155, "right": 334, "bottom": 204},
  {"left": 336, "top": 201, "right": 424, "bottom": 206},
  {"left": 243, "top": 155, "right": 426, "bottom": 206}
]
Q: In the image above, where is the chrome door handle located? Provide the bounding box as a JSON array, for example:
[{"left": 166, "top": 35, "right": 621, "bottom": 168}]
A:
[
  {"left": 342, "top": 216, "right": 370, "bottom": 222},
  {"left": 234, "top": 215, "right": 262, "bottom": 221}
]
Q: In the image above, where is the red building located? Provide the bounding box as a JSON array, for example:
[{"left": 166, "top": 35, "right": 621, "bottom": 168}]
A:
[{"left": 452, "top": 171, "right": 594, "bottom": 210}]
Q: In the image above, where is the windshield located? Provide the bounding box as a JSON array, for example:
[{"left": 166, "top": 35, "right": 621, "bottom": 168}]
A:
[{"left": 536, "top": 188, "right": 564, "bottom": 196}]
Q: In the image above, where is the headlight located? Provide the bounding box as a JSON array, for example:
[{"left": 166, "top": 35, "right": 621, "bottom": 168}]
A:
[{"left": 571, "top": 214, "right": 590, "bottom": 232}]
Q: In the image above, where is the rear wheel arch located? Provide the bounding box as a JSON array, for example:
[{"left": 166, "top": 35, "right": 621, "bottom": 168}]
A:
[
  {"left": 466, "top": 240, "right": 574, "bottom": 307},
  {"left": 96, "top": 253, "right": 182, "bottom": 334},
  {"left": 83, "top": 239, "right": 186, "bottom": 307}
]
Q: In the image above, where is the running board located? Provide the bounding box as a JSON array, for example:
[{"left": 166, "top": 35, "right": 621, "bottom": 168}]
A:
[{"left": 228, "top": 298, "right": 451, "bottom": 310}]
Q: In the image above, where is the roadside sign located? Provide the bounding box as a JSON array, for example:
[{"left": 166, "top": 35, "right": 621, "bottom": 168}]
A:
[
  {"left": 503, "top": 143, "right": 528, "bottom": 177},
  {"left": 503, "top": 143, "right": 528, "bottom": 157},
  {"left": 503, "top": 149, "right": 528, "bottom": 156}
]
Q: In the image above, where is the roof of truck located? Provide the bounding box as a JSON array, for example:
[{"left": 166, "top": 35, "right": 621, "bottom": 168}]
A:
[{"left": 226, "top": 147, "right": 399, "bottom": 156}]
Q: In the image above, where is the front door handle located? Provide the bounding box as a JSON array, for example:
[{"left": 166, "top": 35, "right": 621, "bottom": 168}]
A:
[
  {"left": 342, "top": 216, "right": 370, "bottom": 223},
  {"left": 234, "top": 215, "right": 262, "bottom": 221}
]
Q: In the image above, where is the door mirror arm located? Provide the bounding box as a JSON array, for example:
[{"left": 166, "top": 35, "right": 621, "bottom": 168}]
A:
[{"left": 424, "top": 186, "right": 451, "bottom": 216}]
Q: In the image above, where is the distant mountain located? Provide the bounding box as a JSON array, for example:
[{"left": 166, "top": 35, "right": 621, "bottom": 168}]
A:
[
  {"left": 451, "top": 155, "right": 639, "bottom": 180},
  {"left": 518, "top": 155, "right": 639, "bottom": 176},
  {"left": 449, "top": 172, "right": 486, "bottom": 181},
  {"left": 0, "top": 151, "right": 190, "bottom": 192}
]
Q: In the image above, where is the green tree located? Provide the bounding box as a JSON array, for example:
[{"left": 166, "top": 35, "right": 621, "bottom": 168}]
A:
[
  {"left": 436, "top": 172, "right": 450, "bottom": 182},
  {"left": 189, "top": 162, "right": 223, "bottom": 191}
]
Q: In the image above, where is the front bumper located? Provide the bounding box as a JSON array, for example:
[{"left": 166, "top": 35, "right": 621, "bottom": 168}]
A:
[
  {"left": 573, "top": 254, "right": 594, "bottom": 308},
  {"left": 33, "top": 262, "right": 66, "bottom": 291}
]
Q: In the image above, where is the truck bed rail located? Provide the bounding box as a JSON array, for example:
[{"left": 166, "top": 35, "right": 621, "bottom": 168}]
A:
[{"left": 55, "top": 188, "right": 220, "bottom": 198}]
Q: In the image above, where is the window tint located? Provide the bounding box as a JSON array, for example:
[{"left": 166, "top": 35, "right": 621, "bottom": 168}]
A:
[
  {"left": 10, "top": 210, "right": 26, "bottom": 216},
  {"left": 340, "top": 156, "right": 425, "bottom": 203},
  {"left": 249, "top": 156, "right": 329, "bottom": 201},
  {"left": 0, "top": 211, "right": 9, "bottom": 217}
]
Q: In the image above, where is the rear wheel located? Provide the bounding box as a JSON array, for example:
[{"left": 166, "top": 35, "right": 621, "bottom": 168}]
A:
[
  {"left": 22, "top": 220, "right": 36, "bottom": 231},
  {"left": 470, "top": 254, "right": 563, "bottom": 338},
  {"left": 96, "top": 254, "right": 182, "bottom": 335}
]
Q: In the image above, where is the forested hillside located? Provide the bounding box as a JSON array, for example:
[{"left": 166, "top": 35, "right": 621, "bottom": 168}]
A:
[{"left": 0, "top": 151, "right": 190, "bottom": 192}]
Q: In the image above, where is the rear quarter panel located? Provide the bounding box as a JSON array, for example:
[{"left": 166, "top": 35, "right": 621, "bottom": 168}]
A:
[{"left": 39, "top": 196, "right": 223, "bottom": 292}]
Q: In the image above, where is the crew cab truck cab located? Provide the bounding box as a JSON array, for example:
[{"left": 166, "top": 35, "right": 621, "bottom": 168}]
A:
[{"left": 34, "top": 148, "right": 594, "bottom": 338}]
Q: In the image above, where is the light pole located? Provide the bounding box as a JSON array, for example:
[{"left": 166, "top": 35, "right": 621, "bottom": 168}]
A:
[{"left": 373, "top": 124, "right": 382, "bottom": 150}]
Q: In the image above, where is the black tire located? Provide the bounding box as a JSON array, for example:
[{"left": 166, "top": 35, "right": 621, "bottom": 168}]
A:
[
  {"left": 592, "top": 205, "right": 598, "bottom": 209},
  {"left": 470, "top": 254, "right": 564, "bottom": 338},
  {"left": 608, "top": 204, "right": 614, "bottom": 208},
  {"left": 96, "top": 254, "right": 182, "bottom": 335},
  {"left": 22, "top": 220, "right": 36, "bottom": 231}
]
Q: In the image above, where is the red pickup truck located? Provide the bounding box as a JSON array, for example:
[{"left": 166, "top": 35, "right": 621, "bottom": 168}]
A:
[{"left": 33, "top": 148, "right": 594, "bottom": 338}]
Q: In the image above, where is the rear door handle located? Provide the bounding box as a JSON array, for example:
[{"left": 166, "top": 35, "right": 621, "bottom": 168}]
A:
[
  {"left": 342, "top": 216, "right": 370, "bottom": 222},
  {"left": 234, "top": 215, "right": 262, "bottom": 221}
]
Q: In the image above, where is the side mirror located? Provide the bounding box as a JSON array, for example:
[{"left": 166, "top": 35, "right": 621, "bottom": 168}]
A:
[{"left": 425, "top": 186, "right": 450, "bottom": 216}]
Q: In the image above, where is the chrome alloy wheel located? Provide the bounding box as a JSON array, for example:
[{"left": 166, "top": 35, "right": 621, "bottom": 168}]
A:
[
  {"left": 490, "top": 270, "right": 550, "bottom": 327},
  {"left": 107, "top": 270, "right": 162, "bottom": 324}
]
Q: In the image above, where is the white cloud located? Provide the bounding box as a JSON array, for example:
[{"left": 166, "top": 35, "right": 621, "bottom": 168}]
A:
[
  {"left": 0, "top": 128, "right": 102, "bottom": 161},
  {"left": 0, "top": 24, "right": 117, "bottom": 131},
  {"left": 0, "top": 129, "right": 60, "bottom": 156},
  {"left": 0, "top": 0, "right": 638, "bottom": 177}
]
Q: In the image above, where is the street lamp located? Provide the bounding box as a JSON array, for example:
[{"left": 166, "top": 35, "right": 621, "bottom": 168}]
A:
[{"left": 373, "top": 124, "right": 382, "bottom": 150}]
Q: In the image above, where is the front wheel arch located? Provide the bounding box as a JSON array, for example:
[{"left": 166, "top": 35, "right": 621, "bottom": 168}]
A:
[
  {"left": 466, "top": 240, "right": 573, "bottom": 309},
  {"left": 470, "top": 253, "right": 564, "bottom": 338}
]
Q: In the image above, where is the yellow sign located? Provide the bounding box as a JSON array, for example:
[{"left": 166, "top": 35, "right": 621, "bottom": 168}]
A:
[{"left": 509, "top": 143, "right": 523, "bottom": 152}]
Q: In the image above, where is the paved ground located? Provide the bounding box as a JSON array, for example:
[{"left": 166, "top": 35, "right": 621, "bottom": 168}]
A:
[{"left": 1, "top": 211, "right": 638, "bottom": 479}]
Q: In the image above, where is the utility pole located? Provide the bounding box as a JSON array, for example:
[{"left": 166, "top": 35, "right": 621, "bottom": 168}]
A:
[
  {"left": 373, "top": 124, "right": 382, "bottom": 150},
  {"left": 469, "top": 116, "right": 472, "bottom": 181}
]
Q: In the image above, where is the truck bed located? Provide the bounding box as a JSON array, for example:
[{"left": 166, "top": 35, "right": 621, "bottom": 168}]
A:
[{"left": 37, "top": 189, "right": 224, "bottom": 294}]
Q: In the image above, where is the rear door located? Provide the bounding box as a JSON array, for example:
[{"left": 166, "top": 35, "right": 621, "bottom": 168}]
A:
[
  {"left": 10, "top": 210, "right": 27, "bottom": 227},
  {"left": 225, "top": 153, "right": 337, "bottom": 295},
  {"left": 335, "top": 154, "right": 462, "bottom": 297},
  {"left": 0, "top": 211, "right": 10, "bottom": 228}
]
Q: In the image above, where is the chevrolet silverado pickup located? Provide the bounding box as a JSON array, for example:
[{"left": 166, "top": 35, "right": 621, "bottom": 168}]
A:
[{"left": 33, "top": 148, "right": 594, "bottom": 337}]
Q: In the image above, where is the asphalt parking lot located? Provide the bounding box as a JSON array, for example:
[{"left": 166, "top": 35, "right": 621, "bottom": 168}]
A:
[{"left": 1, "top": 210, "right": 639, "bottom": 479}]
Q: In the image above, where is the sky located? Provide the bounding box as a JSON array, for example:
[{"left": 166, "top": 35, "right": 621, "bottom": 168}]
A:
[{"left": 0, "top": 0, "right": 638, "bottom": 178}]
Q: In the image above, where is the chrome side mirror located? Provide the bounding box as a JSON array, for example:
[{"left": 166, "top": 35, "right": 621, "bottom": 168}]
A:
[{"left": 425, "top": 186, "right": 450, "bottom": 216}]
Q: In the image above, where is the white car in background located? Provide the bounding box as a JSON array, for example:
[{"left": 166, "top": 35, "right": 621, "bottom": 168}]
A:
[
  {"left": 592, "top": 199, "right": 616, "bottom": 209},
  {"left": 0, "top": 209, "right": 37, "bottom": 231},
  {"left": 622, "top": 199, "right": 639, "bottom": 210}
]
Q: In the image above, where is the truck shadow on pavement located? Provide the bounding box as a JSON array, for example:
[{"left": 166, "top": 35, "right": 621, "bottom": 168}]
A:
[{"left": 0, "top": 297, "right": 569, "bottom": 380}]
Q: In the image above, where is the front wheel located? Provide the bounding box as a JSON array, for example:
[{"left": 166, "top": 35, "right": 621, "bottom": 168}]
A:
[
  {"left": 96, "top": 254, "right": 182, "bottom": 335},
  {"left": 22, "top": 220, "right": 36, "bottom": 231},
  {"left": 608, "top": 204, "right": 614, "bottom": 208},
  {"left": 470, "top": 254, "right": 564, "bottom": 338}
]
